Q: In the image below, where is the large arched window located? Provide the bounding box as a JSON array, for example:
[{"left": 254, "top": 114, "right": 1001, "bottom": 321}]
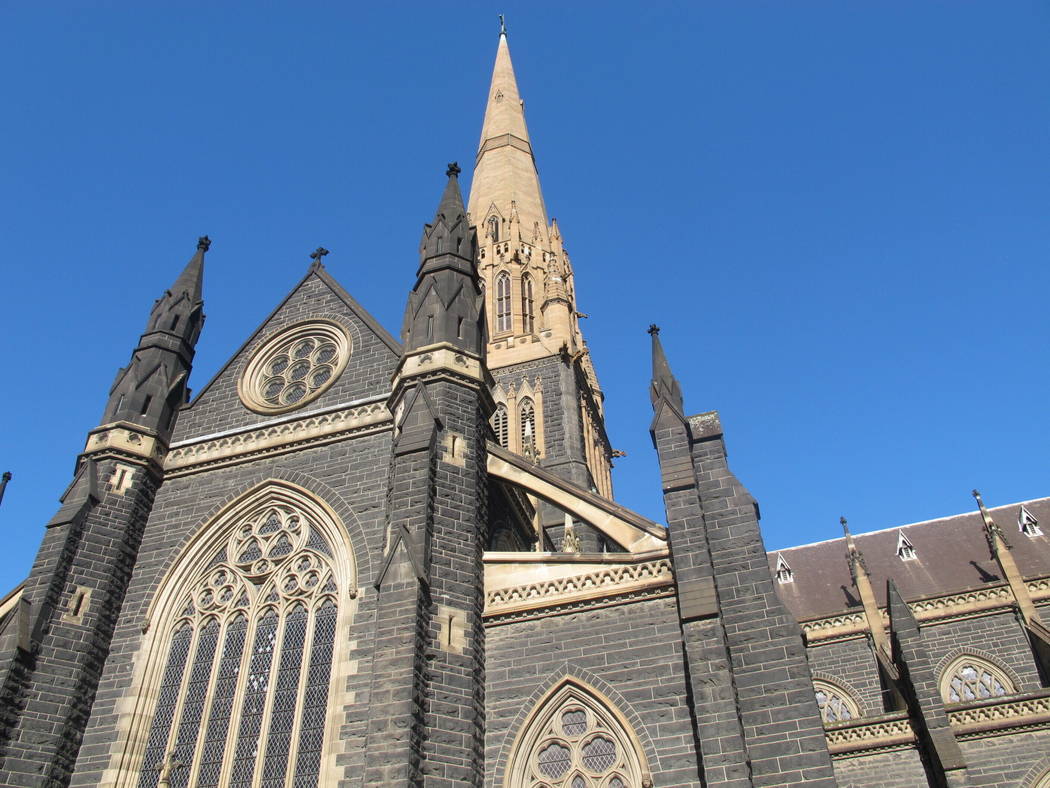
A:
[
  {"left": 112, "top": 483, "right": 355, "bottom": 788},
  {"left": 493, "top": 403, "right": 509, "bottom": 448},
  {"left": 940, "top": 655, "right": 1015, "bottom": 704},
  {"left": 813, "top": 680, "right": 861, "bottom": 723},
  {"left": 521, "top": 274, "right": 535, "bottom": 334},
  {"left": 519, "top": 398, "right": 536, "bottom": 454},
  {"left": 496, "top": 273, "right": 512, "bottom": 333},
  {"left": 506, "top": 679, "right": 650, "bottom": 788}
]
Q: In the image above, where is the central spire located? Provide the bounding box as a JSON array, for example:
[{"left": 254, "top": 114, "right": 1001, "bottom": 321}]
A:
[{"left": 467, "top": 23, "right": 549, "bottom": 245}]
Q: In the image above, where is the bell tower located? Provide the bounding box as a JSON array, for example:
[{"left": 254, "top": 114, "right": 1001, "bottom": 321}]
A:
[{"left": 468, "top": 24, "right": 614, "bottom": 549}]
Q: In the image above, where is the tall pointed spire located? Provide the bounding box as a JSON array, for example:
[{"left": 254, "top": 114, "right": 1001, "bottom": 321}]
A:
[
  {"left": 648, "top": 324, "right": 684, "bottom": 415},
  {"left": 467, "top": 21, "right": 548, "bottom": 243}
]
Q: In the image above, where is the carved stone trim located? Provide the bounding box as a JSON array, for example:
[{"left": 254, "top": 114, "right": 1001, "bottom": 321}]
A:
[
  {"left": 84, "top": 421, "right": 166, "bottom": 467},
  {"left": 164, "top": 400, "right": 391, "bottom": 477},
  {"left": 825, "top": 690, "right": 1050, "bottom": 758},
  {"left": 825, "top": 712, "right": 915, "bottom": 758},
  {"left": 801, "top": 576, "right": 1050, "bottom": 642},
  {"left": 484, "top": 558, "right": 674, "bottom": 624}
]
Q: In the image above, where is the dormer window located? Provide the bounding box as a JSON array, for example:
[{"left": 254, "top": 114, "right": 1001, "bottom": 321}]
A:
[
  {"left": 1019, "top": 505, "right": 1042, "bottom": 537},
  {"left": 774, "top": 554, "right": 793, "bottom": 584},
  {"left": 896, "top": 530, "right": 916, "bottom": 561}
]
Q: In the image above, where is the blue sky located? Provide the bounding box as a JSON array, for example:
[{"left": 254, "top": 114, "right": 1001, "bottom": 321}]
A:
[{"left": 1, "top": 2, "right": 1047, "bottom": 592}]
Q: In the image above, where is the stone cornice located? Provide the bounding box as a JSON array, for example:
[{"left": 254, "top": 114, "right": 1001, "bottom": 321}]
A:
[
  {"left": 801, "top": 575, "right": 1050, "bottom": 643},
  {"left": 83, "top": 421, "right": 166, "bottom": 469},
  {"left": 164, "top": 398, "right": 391, "bottom": 477},
  {"left": 826, "top": 690, "right": 1050, "bottom": 759},
  {"left": 483, "top": 555, "right": 674, "bottom": 625}
]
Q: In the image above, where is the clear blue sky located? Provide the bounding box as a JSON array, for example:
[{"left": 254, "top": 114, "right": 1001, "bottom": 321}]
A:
[{"left": 1, "top": 2, "right": 1047, "bottom": 592}]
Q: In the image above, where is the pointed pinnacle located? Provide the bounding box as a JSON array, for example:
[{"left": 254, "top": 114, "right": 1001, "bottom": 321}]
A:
[
  {"left": 171, "top": 235, "right": 207, "bottom": 302},
  {"left": 649, "top": 324, "right": 684, "bottom": 413},
  {"left": 435, "top": 162, "right": 467, "bottom": 223}
]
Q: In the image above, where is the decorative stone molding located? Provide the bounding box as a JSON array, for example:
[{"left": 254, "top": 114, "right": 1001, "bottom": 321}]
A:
[
  {"left": 484, "top": 557, "right": 674, "bottom": 624},
  {"left": 948, "top": 690, "right": 1050, "bottom": 738},
  {"left": 801, "top": 576, "right": 1050, "bottom": 642},
  {"left": 83, "top": 421, "right": 166, "bottom": 467},
  {"left": 825, "top": 690, "right": 1050, "bottom": 758},
  {"left": 825, "top": 712, "right": 915, "bottom": 757},
  {"left": 165, "top": 398, "right": 391, "bottom": 477},
  {"left": 393, "top": 343, "right": 484, "bottom": 386}
]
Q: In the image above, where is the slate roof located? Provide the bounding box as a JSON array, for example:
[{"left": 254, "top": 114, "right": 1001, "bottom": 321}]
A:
[{"left": 768, "top": 497, "right": 1050, "bottom": 621}]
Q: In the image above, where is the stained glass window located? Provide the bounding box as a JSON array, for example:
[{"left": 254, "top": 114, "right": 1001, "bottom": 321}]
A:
[
  {"left": 941, "top": 656, "right": 1013, "bottom": 704},
  {"left": 136, "top": 500, "right": 342, "bottom": 787},
  {"left": 812, "top": 681, "right": 861, "bottom": 724},
  {"left": 507, "top": 680, "right": 646, "bottom": 788}
]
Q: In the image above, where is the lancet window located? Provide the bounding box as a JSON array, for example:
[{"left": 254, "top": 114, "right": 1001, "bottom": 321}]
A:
[
  {"left": 519, "top": 398, "right": 536, "bottom": 454},
  {"left": 493, "top": 403, "right": 510, "bottom": 448},
  {"left": 496, "top": 273, "right": 512, "bottom": 333},
  {"left": 489, "top": 215, "right": 500, "bottom": 243},
  {"left": 521, "top": 274, "right": 535, "bottom": 334},
  {"left": 134, "top": 499, "right": 342, "bottom": 788},
  {"left": 506, "top": 680, "right": 649, "bottom": 788},
  {"left": 940, "top": 655, "right": 1014, "bottom": 704},
  {"left": 813, "top": 680, "right": 860, "bottom": 723}
]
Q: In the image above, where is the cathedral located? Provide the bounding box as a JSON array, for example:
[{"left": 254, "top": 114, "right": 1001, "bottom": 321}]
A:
[{"left": 1, "top": 26, "right": 1049, "bottom": 788}]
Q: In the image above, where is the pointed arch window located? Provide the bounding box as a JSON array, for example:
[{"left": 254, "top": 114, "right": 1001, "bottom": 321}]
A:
[
  {"left": 493, "top": 403, "right": 509, "bottom": 449},
  {"left": 813, "top": 680, "right": 860, "bottom": 723},
  {"left": 521, "top": 274, "right": 535, "bottom": 334},
  {"left": 506, "top": 679, "right": 650, "bottom": 788},
  {"left": 496, "top": 272, "right": 512, "bottom": 333},
  {"left": 127, "top": 490, "right": 350, "bottom": 788},
  {"left": 940, "top": 655, "right": 1014, "bottom": 704},
  {"left": 519, "top": 398, "right": 536, "bottom": 454}
]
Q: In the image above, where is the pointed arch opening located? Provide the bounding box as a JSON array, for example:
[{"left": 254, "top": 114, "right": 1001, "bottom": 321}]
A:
[
  {"left": 110, "top": 481, "right": 358, "bottom": 788},
  {"left": 519, "top": 397, "right": 536, "bottom": 456},
  {"left": 493, "top": 402, "right": 510, "bottom": 449},
  {"left": 496, "top": 272, "right": 513, "bottom": 333},
  {"left": 812, "top": 679, "right": 862, "bottom": 723},
  {"left": 939, "top": 653, "right": 1015, "bottom": 705},
  {"left": 505, "top": 678, "right": 650, "bottom": 788},
  {"left": 521, "top": 273, "right": 535, "bottom": 334}
]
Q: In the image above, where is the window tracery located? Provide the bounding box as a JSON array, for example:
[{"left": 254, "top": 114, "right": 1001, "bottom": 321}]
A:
[
  {"left": 521, "top": 274, "right": 535, "bottom": 334},
  {"left": 812, "top": 680, "right": 860, "bottom": 723},
  {"left": 493, "top": 403, "right": 509, "bottom": 448},
  {"left": 506, "top": 680, "right": 649, "bottom": 788},
  {"left": 940, "top": 655, "right": 1014, "bottom": 704},
  {"left": 496, "top": 273, "right": 512, "bottom": 333},
  {"left": 135, "top": 500, "right": 342, "bottom": 788}
]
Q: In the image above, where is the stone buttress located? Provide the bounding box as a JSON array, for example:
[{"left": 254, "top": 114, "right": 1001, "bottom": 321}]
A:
[
  {"left": 648, "top": 326, "right": 838, "bottom": 787},
  {"left": 362, "top": 166, "right": 491, "bottom": 786},
  {"left": 0, "top": 239, "right": 208, "bottom": 787}
]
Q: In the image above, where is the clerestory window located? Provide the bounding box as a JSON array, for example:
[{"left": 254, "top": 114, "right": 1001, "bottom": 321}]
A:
[
  {"left": 940, "top": 655, "right": 1014, "bottom": 704},
  {"left": 813, "top": 680, "right": 860, "bottom": 723}
]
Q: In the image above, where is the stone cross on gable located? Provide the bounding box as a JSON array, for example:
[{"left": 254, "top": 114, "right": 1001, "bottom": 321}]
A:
[{"left": 310, "top": 246, "right": 330, "bottom": 263}]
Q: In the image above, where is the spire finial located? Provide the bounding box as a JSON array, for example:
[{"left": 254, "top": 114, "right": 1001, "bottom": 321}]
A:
[
  {"left": 310, "top": 247, "right": 329, "bottom": 262},
  {"left": 197, "top": 235, "right": 211, "bottom": 252},
  {"left": 499, "top": 13, "right": 507, "bottom": 36},
  {"left": 446, "top": 162, "right": 461, "bottom": 178},
  {"left": 648, "top": 324, "right": 660, "bottom": 336},
  {"left": 840, "top": 516, "right": 850, "bottom": 537}
]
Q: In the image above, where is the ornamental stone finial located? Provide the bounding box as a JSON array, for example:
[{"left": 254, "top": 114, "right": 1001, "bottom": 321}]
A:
[
  {"left": 446, "top": 162, "right": 461, "bottom": 178},
  {"left": 499, "top": 14, "right": 507, "bottom": 36},
  {"left": 197, "top": 235, "right": 211, "bottom": 251},
  {"left": 647, "top": 324, "right": 660, "bottom": 336}
]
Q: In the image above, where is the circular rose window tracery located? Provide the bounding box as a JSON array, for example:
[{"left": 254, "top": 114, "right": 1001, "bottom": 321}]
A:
[{"left": 239, "top": 320, "right": 351, "bottom": 414}]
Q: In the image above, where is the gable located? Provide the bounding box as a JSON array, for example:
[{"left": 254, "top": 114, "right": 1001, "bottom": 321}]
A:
[{"left": 173, "top": 266, "right": 401, "bottom": 442}]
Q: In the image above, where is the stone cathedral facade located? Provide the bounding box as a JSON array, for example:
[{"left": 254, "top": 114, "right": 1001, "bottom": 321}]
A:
[{"left": 1, "top": 29, "right": 1049, "bottom": 788}]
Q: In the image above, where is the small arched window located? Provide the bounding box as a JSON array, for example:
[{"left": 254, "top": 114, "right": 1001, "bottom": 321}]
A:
[
  {"left": 940, "top": 655, "right": 1014, "bottom": 704},
  {"left": 505, "top": 678, "right": 649, "bottom": 787},
  {"left": 496, "top": 273, "right": 512, "bottom": 333},
  {"left": 521, "top": 274, "right": 535, "bottom": 334},
  {"left": 813, "top": 680, "right": 861, "bottom": 723},
  {"left": 519, "top": 398, "right": 536, "bottom": 453},
  {"left": 488, "top": 215, "right": 500, "bottom": 243},
  {"left": 493, "top": 403, "right": 509, "bottom": 448}
]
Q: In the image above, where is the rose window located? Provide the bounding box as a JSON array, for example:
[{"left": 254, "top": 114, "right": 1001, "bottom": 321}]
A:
[{"left": 239, "top": 321, "right": 351, "bottom": 414}]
